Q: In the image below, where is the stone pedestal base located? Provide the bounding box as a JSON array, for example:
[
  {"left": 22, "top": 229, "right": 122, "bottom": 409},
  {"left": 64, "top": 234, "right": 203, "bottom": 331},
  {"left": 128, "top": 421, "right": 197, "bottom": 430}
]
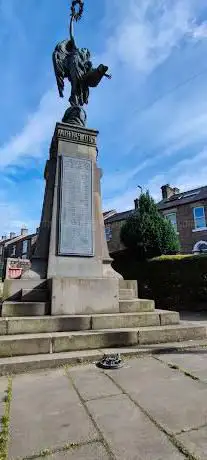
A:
[
  {"left": 51, "top": 277, "right": 119, "bottom": 315},
  {"left": 18, "top": 123, "right": 121, "bottom": 316}
]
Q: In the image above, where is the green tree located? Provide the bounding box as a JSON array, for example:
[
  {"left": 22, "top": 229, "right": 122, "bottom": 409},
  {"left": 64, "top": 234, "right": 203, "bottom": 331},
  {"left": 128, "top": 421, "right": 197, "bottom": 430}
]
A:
[{"left": 120, "top": 191, "right": 180, "bottom": 259}]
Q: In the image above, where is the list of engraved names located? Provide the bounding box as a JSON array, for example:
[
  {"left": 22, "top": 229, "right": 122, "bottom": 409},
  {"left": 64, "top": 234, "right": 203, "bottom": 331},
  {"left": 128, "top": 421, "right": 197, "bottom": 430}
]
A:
[{"left": 59, "top": 156, "right": 93, "bottom": 256}]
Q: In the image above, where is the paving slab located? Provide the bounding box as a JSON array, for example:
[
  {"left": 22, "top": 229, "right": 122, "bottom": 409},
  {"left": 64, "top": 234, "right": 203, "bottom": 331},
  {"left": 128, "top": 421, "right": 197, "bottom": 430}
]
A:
[
  {"left": 104, "top": 357, "right": 207, "bottom": 434},
  {"left": 86, "top": 394, "right": 184, "bottom": 460},
  {"left": 49, "top": 442, "right": 110, "bottom": 459},
  {"left": 8, "top": 369, "right": 98, "bottom": 459},
  {"left": 158, "top": 352, "right": 207, "bottom": 382},
  {"left": 68, "top": 364, "right": 121, "bottom": 401},
  {"left": 177, "top": 426, "right": 207, "bottom": 460}
]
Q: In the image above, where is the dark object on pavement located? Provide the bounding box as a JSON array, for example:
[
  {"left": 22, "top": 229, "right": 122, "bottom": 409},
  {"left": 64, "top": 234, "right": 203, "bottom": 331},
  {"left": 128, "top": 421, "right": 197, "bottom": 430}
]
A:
[{"left": 96, "top": 354, "right": 123, "bottom": 369}]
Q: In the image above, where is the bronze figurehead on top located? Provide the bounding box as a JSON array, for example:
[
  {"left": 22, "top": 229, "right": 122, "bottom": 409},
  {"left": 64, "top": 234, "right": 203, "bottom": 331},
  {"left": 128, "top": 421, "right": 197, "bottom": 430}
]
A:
[{"left": 53, "top": 0, "right": 111, "bottom": 127}]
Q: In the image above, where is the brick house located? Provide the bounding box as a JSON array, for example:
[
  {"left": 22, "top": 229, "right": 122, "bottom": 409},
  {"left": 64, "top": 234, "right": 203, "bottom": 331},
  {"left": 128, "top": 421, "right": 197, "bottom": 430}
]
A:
[
  {"left": 104, "top": 184, "right": 207, "bottom": 255},
  {"left": 0, "top": 227, "right": 38, "bottom": 277}
]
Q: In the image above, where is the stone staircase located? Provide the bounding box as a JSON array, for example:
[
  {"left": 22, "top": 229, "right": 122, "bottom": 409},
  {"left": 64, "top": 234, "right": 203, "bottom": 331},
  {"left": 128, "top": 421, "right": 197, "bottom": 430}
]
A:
[{"left": 0, "top": 280, "right": 206, "bottom": 372}]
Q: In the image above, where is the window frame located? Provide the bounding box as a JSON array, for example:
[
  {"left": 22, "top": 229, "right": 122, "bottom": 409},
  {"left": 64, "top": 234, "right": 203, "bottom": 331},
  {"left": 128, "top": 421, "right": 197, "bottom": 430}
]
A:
[
  {"left": 105, "top": 225, "right": 112, "bottom": 242},
  {"left": 193, "top": 206, "right": 206, "bottom": 230},
  {"left": 22, "top": 239, "right": 29, "bottom": 256},
  {"left": 165, "top": 212, "right": 177, "bottom": 232},
  {"left": 10, "top": 244, "right": 16, "bottom": 257}
]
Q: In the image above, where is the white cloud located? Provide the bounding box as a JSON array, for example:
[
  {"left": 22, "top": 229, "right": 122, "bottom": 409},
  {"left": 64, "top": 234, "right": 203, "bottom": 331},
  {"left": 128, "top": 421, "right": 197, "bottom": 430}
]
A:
[
  {"left": 0, "top": 199, "right": 38, "bottom": 236},
  {"left": 104, "top": 149, "right": 207, "bottom": 211},
  {"left": 102, "top": 159, "right": 152, "bottom": 195},
  {"left": 191, "top": 21, "right": 207, "bottom": 39},
  {"left": 103, "top": 187, "right": 138, "bottom": 212},
  {"left": 104, "top": 0, "right": 207, "bottom": 74},
  {"left": 0, "top": 88, "right": 67, "bottom": 168}
]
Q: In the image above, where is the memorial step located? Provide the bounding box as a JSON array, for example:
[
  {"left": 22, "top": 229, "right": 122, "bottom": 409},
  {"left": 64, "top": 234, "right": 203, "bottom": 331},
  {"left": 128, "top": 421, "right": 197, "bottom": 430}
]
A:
[
  {"left": 119, "top": 280, "right": 138, "bottom": 297},
  {"left": 1, "top": 302, "right": 50, "bottom": 317},
  {"left": 0, "top": 339, "right": 207, "bottom": 375},
  {"left": 119, "top": 289, "right": 134, "bottom": 300},
  {"left": 2, "top": 279, "right": 48, "bottom": 302},
  {"left": 119, "top": 299, "right": 155, "bottom": 312},
  {"left": 0, "top": 324, "right": 205, "bottom": 357},
  {"left": 21, "top": 289, "right": 49, "bottom": 302},
  {"left": 0, "top": 310, "right": 180, "bottom": 335}
]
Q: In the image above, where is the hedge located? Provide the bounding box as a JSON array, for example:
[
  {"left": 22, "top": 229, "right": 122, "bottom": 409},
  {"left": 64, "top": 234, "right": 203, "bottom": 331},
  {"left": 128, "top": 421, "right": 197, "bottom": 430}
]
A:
[{"left": 112, "top": 251, "right": 207, "bottom": 311}]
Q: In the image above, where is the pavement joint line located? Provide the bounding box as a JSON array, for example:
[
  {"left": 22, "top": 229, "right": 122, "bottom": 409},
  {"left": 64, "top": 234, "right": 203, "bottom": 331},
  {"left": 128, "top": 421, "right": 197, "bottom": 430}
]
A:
[
  {"left": 154, "top": 356, "right": 205, "bottom": 384},
  {"left": 78, "top": 391, "right": 123, "bottom": 403},
  {"left": 16, "top": 439, "right": 102, "bottom": 460},
  {"left": 104, "top": 370, "right": 199, "bottom": 460},
  {"left": 65, "top": 368, "right": 116, "bottom": 460}
]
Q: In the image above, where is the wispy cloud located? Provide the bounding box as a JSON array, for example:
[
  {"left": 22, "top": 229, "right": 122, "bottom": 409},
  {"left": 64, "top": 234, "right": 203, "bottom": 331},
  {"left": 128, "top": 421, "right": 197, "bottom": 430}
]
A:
[
  {"left": 191, "top": 21, "right": 207, "bottom": 39},
  {"left": 106, "top": 148, "right": 207, "bottom": 212},
  {"left": 104, "top": 0, "right": 206, "bottom": 73},
  {"left": 0, "top": 89, "right": 67, "bottom": 168}
]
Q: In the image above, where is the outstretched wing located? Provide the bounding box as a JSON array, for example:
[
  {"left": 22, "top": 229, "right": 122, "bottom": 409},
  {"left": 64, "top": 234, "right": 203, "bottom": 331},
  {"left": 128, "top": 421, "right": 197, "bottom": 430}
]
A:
[{"left": 52, "top": 42, "right": 67, "bottom": 98}]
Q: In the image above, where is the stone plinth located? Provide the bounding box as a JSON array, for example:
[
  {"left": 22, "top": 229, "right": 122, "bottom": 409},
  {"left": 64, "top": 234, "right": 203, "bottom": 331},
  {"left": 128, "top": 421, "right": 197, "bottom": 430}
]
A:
[
  {"left": 21, "top": 122, "right": 120, "bottom": 315},
  {"left": 51, "top": 278, "right": 119, "bottom": 316}
]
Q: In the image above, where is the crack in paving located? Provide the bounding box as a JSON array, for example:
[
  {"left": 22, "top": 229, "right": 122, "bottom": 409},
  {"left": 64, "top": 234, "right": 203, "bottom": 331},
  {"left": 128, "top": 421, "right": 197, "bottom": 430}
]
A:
[
  {"left": 65, "top": 368, "right": 115, "bottom": 460},
  {"left": 154, "top": 356, "right": 206, "bottom": 384},
  {"left": 175, "top": 422, "right": 207, "bottom": 436},
  {"left": 104, "top": 370, "right": 199, "bottom": 460}
]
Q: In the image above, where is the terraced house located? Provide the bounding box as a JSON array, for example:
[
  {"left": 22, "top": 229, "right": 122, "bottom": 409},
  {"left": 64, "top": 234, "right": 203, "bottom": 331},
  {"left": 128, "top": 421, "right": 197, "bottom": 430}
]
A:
[{"left": 104, "top": 184, "right": 207, "bottom": 256}]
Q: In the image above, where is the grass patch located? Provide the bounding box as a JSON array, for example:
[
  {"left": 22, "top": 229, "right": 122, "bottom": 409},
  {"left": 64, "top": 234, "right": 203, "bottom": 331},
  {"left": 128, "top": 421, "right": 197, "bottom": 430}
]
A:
[{"left": 0, "top": 377, "right": 12, "bottom": 460}]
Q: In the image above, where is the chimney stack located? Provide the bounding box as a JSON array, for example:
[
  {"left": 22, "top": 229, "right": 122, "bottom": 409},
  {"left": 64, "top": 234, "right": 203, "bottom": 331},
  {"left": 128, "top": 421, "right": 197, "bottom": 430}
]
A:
[
  {"left": 134, "top": 198, "right": 139, "bottom": 210},
  {"left": 21, "top": 226, "right": 28, "bottom": 237},
  {"left": 161, "top": 184, "right": 180, "bottom": 200},
  {"left": 10, "top": 232, "right": 16, "bottom": 239}
]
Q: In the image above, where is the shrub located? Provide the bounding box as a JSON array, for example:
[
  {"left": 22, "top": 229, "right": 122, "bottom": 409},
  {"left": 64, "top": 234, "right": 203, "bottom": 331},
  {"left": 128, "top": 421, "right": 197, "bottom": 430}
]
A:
[
  {"left": 112, "top": 253, "right": 207, "bottom": 311},
  {"left": 120, "top": 192, "right": 179, "bottom": 259}
]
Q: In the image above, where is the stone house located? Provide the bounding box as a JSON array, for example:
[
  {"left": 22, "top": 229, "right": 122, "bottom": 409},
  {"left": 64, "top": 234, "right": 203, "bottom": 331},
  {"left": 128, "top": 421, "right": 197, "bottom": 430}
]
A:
[
  {"left": 104, "top": 184, "right": 207, "bottom": 255},
  {"left": 0, "top": 227, "right": 38, "bottom": 277}
]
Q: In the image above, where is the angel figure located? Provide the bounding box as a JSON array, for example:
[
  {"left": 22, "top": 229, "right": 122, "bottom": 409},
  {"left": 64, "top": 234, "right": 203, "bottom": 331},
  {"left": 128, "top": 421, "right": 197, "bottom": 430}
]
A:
[{"left": 53, "top": 0, "right": 111, "bottom": 124}]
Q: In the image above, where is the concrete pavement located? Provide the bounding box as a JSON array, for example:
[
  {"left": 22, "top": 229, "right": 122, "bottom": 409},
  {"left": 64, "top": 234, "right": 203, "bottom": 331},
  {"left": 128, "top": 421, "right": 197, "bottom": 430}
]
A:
[{"left": 1, "top": 352, "right": 207, "bottom": 459}]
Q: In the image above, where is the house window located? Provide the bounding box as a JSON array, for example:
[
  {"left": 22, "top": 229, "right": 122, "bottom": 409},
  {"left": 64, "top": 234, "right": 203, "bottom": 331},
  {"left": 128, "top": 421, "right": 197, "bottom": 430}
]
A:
[
  {"left": 105, "top": 226, "right": 112, "bottom": 242},
  {"left": 11, "top": 245, "right": 16, "bottom": 257},
  {"left": 193, "top": 207, "right": 206, "bottom": 230},
  {"left": 165, "top": 212, "right": 177, "bottom": 232},
  {"left": 22, "top": 240, "right": 28, "bottom": 258}
]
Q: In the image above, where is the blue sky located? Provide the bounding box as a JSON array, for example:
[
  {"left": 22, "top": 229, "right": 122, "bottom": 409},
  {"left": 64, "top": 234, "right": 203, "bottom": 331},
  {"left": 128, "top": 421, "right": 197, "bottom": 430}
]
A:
[{"left": 1, "top": 0, "right": 207, "bottom": 235}]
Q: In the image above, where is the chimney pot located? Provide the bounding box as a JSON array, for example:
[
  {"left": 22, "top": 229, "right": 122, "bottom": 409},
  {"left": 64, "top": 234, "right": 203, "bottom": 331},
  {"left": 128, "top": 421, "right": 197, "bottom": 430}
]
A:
[{"left": 21, "top": 226, "right": 28, "bottom": 236}]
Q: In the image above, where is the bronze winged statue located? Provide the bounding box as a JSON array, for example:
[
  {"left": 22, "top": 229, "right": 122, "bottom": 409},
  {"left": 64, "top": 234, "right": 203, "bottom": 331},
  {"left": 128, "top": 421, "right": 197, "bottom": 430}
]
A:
[{"left": 53, "top": 0, "right": 111, "bottom": 126}]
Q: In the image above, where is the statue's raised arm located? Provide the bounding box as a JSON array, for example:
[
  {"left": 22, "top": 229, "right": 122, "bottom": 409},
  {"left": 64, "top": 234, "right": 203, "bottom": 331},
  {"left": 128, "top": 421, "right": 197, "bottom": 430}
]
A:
[{"left": 52, "top": 0, "right": 112, "bottom": 127}]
